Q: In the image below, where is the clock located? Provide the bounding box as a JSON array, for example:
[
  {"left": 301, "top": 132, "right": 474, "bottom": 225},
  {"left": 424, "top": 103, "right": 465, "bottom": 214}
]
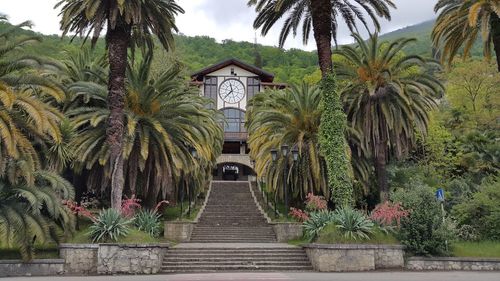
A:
[{"left": 219, "top": 78, "right": 245, "bottom": 104}]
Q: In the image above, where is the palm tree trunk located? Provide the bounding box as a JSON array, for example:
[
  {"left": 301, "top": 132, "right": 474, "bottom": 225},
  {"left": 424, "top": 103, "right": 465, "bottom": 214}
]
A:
[
  {"left": 374, "top": 140, "right": 389, "bottom": 202},
  {"left": 309, "top": 0, "right": 333, "bottom": 76},
  {"left": 491, "top": 12, "right": 500, "bottom": 72},
  {"left": 106, "top": 24, "right": 130, "bottom": 210}
]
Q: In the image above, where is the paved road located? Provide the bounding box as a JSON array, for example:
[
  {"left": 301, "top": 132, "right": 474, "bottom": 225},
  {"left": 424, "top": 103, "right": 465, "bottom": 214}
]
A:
[{"left": 5, "top": 272, "right": 500, "bottom": 281}]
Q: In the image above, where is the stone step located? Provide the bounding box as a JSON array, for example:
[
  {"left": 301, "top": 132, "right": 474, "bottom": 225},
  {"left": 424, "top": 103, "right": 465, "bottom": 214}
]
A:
[
  {"left": 161, "top": 265, "right": 312, "bottom": 272},
  {"left": 163, "top": 261, "right": 311, "bottom": 266},
  {"left": 165, "top": 252, "right": 306, "bottom": 257}
]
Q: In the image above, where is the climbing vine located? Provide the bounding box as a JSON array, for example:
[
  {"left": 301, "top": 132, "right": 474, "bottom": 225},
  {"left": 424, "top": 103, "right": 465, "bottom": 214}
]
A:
[{"left": 318, "top": 74, "right": 353, "bottom": 207}]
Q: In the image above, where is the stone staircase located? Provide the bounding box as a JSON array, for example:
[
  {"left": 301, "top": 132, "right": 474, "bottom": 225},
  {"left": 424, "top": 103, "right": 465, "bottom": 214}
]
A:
[
  {"left": 190, "top": 181, "right": 276, "bottom": 243},
  {"left": 161, "top": 181, "right": 312, "bottom": 273},
  {"left": 162, "top": 245, "right": 312, "bottom": 273}
]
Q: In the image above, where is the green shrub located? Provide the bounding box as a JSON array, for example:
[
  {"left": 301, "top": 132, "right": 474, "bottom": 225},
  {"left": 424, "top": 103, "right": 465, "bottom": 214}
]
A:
[
  {"left": 89, "top": 209, "right": 131, "bottom": 243},
  {"left": 332, "top": 207, "right": 374, "bottom": 240},
  {"left": 392, "top": 185, "right": 453, "bottom": 256},
  {"left": 134, "top": 209, "right": 161, "bottom": 238},
  {"left": 452, "top": 177, "right": 500, "bottom": 240}
]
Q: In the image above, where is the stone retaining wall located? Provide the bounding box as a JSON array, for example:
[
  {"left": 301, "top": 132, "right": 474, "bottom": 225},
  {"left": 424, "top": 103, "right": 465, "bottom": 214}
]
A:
[
  {"left": 272, "top": 223, "right": 303, "bottom": 242},
  {"left": 406, "top": 257, "right": 500, "bottom": 271},
  {"left": 97, "top": 243, "right": 169, "bottom": 274},
  {"left": 164, "top": 222, "right": 195, "bottom": 242},
  {"left": 0, "top": 259, "right": 65, "bottom": 277},
  {"left": 59, "top": 243, "right": 98, "bottom": 275},
  {"left": 304, "top": 244, "right": 405, "bottom": 272}
]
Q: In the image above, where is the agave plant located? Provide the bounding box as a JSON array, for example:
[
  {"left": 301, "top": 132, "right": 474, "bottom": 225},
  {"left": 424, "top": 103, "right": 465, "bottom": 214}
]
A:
[
  {"left": 89, "top": 209, "right": 131, "bottom": 243},
  {"left": 303, "top": 211, "right": 337, "bottom": 241},
  {"left": 332, "top": 207, "right": 374, "bottom": 241},
  {"left": 134, "top": 209, "right": 161, "bottom": 238}
]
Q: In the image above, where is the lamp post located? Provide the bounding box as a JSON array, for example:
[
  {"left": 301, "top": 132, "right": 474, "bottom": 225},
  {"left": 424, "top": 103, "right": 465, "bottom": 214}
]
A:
[
  {"left": 188, "top": 147, "right": 198, "bottom": 217},
  {"left": 270, "top": 145, "right": 299, "bottom": 218}
]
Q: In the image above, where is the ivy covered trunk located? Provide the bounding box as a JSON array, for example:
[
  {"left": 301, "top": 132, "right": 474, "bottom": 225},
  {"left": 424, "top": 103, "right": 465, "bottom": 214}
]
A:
[
  {"left": 318, "top": 75, "right": 353, "bottom": 207},
  {"left": 106, "top": 23, "right": 130, "bottom": 210},
  {"left": 375, "top": 140, "right": 389, "bottom": 202}
]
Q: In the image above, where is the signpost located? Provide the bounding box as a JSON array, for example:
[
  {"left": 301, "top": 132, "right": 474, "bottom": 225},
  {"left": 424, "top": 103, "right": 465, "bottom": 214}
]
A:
[{"left": 436, "top": 188, "right": 447, "bottom": 251}]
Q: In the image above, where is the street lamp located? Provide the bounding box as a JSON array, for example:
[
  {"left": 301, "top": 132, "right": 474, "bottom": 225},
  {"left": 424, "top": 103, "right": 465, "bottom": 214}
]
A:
[{"left": 270, "top": 144, "right": 299, "bottom": 219}]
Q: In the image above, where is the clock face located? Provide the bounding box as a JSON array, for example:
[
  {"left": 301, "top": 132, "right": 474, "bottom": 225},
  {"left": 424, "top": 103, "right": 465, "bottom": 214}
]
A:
[{"left": 219, "top": 79, "right": 245, "bottom": 104}]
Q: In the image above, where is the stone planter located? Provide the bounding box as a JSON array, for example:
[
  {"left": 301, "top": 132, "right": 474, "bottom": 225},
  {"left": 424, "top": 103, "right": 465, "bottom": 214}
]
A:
[
  {"left": 272, "top": 222, "right": 303, "bottom": 242},
  {"left": 59, "top": 243, "right": 98, "bottom": 274},
  {"left": 97, "top": 243, "right": 169, "bottom": 275},
  {"left": 164, "top": 221, "right": 196, "bottom": 242},
  {"left": 0, "top": 259, "right": 65, "bottom": 277},
  {"left": 406, "top": 257, "right": 500, "bottom": 271},
  {"left": 304, "top": 244, "right": 405, "bottom": 272}
]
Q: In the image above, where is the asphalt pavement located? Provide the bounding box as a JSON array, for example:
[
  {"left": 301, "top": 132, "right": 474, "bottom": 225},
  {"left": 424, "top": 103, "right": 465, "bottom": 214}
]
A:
[{"left": 4, "top": 272, "right": 500, "bottom": 281}]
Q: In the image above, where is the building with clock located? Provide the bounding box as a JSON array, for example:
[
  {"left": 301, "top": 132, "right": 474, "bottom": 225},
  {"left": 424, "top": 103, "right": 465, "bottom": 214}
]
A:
[{"left": 190, "top": 58, "right": 285, "bottom": 180}]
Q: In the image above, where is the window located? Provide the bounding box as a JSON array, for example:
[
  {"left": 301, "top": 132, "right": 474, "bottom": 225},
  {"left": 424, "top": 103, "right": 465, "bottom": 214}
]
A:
[
  {"left": 204, "top": 77, "right": 217, "bottom": 107},
  {"left": 247, "top": 77, "right": 260, "bottom": 100},
  {"left": 221, "top": 108, "right": 246, "bottom": 133}
]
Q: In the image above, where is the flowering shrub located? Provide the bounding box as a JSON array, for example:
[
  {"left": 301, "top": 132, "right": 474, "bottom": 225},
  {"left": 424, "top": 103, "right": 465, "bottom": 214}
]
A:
[
  {"left": 305, "top": 193, "right": 327, "bottom": 212},
  {"left": 63, "top": 200, "right": 96, "bottom": 221},
  {"left": 370, "top": 201, "right": 409, "bottom": 227},
  {"left": 121, "top": 196, "right": 141, "bottom": 217},
  {"left": 289, "top": 207, "right": 309, "bottom": 222}
]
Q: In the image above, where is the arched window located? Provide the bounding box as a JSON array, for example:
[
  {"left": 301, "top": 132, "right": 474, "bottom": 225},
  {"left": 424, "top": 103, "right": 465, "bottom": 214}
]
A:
[{"left": 221, "top": 108, "right": 246, "bottom": 133}]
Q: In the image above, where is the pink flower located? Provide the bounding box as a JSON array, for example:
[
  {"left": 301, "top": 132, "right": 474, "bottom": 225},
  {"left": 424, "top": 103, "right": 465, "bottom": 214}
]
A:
[{"left": 370, "top": 202, "right": 409, "bottom": 227}]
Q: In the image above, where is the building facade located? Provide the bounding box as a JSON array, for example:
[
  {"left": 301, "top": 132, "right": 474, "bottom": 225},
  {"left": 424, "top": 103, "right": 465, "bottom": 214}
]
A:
[{"left": 190, "top": 58, "right": 285, "bottom": 180}]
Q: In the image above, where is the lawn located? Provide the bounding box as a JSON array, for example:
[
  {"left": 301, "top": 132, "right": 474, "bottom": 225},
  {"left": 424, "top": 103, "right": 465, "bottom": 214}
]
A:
[
  {"left": 452, "top": 241, "right": 500, "bottom": 258},
  {"left": 163, "top": 201, "right": 202, "bottom": 221},
  {"left": 0, "top": 245, "right": 59, "bottom": 260}
]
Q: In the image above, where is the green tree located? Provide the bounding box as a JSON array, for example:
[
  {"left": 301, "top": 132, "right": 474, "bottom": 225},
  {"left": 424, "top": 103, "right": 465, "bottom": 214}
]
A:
[
  {"left": 68, "top": 53, "right": 223, "bottom": 207},
  {"left": 0, "top": 16, "right": 74, "bottom": 260},
  {"left": 432, "top": 0, "right": 500, "bottom": 71},
  {"left": 334, "top": 33, "right": 444, "bottom": 201},
  {"left": 248, "top": 0, "right": 395, "bottom": 75},
  {"left": 247, "top": 84, "right": 328, "bottom": 202},
  {"left": 57, "top": 0, "right": 185, "bottom": 209}
]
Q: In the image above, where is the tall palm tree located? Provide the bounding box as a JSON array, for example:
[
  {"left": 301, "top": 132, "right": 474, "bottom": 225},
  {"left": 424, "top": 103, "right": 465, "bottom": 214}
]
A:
[
  {"left": 433, "top": 0, "right": 500, "bottom": 71},
  {"left": 56, "top": 0, "right": 185, "bottom": 209},
  {"left": 0, "top": 16, "right": 74, "bottom": 260},
  {"left": 334, "top": 33, "right": 444, "bottom": 201},
  {"left": 247, "top": 84, "right": 329, "bottom": 202},
  {"left": 68, "top": 53, "right": 223, "bottom": 207},
  {"left": 248, "top": 0, "right": 395, "bottom": 76}
]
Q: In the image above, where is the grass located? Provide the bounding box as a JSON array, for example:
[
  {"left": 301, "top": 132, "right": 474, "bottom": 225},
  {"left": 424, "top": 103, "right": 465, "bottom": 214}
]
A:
[
  {"left": 452, "top": 241, "right": 500, "bottom": 258},
  {"left": 163, "top": 201, "right": 202, "bottom": 221},
  {"left": 316, "top": 224, "right": 400, "bottom": 245},
  {"left": 287, "top": 237, "right": 309, "bottom": 246},
  {"left": 67, "top": 227, "right": 163, "bottom": 244}
]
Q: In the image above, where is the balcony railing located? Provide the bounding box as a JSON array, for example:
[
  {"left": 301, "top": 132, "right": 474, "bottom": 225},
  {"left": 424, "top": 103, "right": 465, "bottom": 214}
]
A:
[{"left": 224, "top": 132, "right": 248, "bottom": 141}]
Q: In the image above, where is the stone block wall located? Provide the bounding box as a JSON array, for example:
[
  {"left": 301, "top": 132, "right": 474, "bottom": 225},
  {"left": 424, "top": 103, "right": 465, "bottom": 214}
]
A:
[
  {"left": 407, "top": 257, "right": 500, "bottom": 271},
  {"left": 304, "top": 244, "right": 405, "bottom": 272},
  {"left": 97, "top": 243, "right": 169, "bottom": 274},
  {"left": 164, "top": 222, "right": 195, "bottom": 242},
  {"left": 0, "top": 259, "right": 65, "bottom": 277},
  {"left": 272, "top": 223, "right": 303, "bottom": 242},
  {"left": 59, "top": 243, "right": 98, "bottom": 274}
]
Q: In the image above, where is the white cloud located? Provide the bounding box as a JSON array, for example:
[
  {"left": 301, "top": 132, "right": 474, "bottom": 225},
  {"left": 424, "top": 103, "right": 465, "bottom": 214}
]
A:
[{"left": 0, "top": 0, "right": 439, "bottom": 51}]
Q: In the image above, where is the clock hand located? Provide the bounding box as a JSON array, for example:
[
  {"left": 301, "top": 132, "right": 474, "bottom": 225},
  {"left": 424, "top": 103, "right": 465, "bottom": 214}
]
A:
[{"left": 223, "top": 90, "right": 233, "bottom": 99}]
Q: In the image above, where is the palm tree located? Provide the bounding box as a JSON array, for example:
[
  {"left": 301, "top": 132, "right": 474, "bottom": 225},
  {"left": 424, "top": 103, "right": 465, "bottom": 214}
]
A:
[
  {"left": 432, "top": 0, "right": 500, "bottom": 71},
  {"left": 247, "top": 84, "right": 329, "bottom": 202},
  {"left": 68, "top": 53, "right": 223, "bottom": 207},
  {"left": 248, "top": 0, "right": 395, "bottom": 76},
  {"left": 0, "top": 16, "right": 74, "bottom": 260},
  {"left": 56, "top": 0, "right": 185, "bottom": 209},
  {"left": 334, "top": 33, "right": 444, "bottom": 201}
]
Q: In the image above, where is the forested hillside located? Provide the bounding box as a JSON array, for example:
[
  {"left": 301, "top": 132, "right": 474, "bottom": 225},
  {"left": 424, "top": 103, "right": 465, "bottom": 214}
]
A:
[{"left": 0, "top": 19, "right": 486, "bottom": 83}]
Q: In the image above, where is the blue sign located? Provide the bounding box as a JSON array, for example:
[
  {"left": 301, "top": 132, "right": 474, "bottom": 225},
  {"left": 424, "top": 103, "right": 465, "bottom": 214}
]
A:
[{"left": 436, "top": 188, "right": 445, "bottom": 202}]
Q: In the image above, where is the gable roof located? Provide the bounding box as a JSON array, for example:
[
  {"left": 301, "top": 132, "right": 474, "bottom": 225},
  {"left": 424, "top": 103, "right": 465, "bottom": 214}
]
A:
[{"left": 190, "top": 58, "right": 275, "bottom": 82}]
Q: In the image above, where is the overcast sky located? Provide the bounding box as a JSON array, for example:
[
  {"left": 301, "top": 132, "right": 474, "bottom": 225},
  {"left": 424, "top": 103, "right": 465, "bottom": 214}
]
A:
[{"left": 1, "top": 0, "right": 438, "bottom": 50}]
